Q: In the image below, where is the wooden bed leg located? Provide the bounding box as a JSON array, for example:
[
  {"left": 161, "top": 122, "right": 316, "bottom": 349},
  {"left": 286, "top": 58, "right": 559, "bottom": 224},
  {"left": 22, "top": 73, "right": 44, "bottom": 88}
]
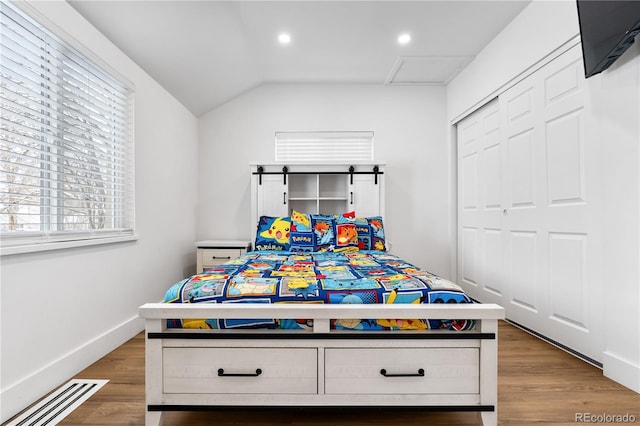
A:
[
  {"left": 480, "top": 318, "right": 499, "bottom": 426},
  {"left": 146, "top": 410, "right": 164, "bottom": 426}
]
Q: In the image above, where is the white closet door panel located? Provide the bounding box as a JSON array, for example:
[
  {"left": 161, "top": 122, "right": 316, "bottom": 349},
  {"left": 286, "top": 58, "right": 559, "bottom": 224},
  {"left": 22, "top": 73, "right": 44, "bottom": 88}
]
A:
[
  {"left": 457, "top": 99, "right": 501, "bottom": 303},
  {"left": 546, "top": 110, "right": 585, "bottom": 205},
  {"left": 458, "top": 118, "right": 479, "bottom": 156},
  {"left": 462, "top": 154, "right": 479, "bottom": 210},
  {"left": 481, "top": 107, "right": 501, "bottom": 143},
  {"left": 539, "top": 48, "right": 601, "bottom": 359},
  {"left": 482, "top": 229, "right": 503, "bottom": 297},
  {"left": 543, "top": 56, "right": 583, "bottom": 110},
  {"left": 483, "top": 145, "right": 501, "bottom": 210},
  {"left": 548, "top": 232, "right": 588, "bottom": 330},
  {"left": 508, "top": 230, "right": 538, "bottom": 312},
  {"left": 506, "top": 86, "right": 534, "bottom": 126},
  {"left": 481, "top": 105, "right": 502, "bottom": 213},
  {"left": 507, "top": 130, "right": 536, "bottom": 209},
  {"left": 457, "top": 44, "right": 602, "bottom": 362},
  {"left": 461, "top": 227, "right": 479, "bottom": 289}
]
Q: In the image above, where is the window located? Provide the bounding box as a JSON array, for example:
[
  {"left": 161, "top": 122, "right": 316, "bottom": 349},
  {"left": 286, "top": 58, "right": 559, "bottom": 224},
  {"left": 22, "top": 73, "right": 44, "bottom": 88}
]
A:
[
  {"left": 0, "top": 2, "right": 134, "bottom": 253},
  {"left": 275, "top": 131, "right": 374, "bottom": 162}
]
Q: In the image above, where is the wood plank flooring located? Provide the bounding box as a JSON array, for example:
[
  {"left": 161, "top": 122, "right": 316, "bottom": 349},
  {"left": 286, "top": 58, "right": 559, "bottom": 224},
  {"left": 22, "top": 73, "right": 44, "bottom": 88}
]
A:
[{"left": 13, "top": 321, "right": 640, "bottom": 425}]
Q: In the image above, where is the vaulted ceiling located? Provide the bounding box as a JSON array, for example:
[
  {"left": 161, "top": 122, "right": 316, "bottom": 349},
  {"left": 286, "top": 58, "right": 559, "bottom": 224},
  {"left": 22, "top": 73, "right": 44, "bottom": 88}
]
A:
[{"left": 69, "top": 1, "right": 531, "bottom": 116}]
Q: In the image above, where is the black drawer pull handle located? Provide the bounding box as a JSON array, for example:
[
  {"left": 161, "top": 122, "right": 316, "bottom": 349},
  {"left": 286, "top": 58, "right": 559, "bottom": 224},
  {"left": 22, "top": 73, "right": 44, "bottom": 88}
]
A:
[
  {"left": 211, "top": 256, "right": 231, "bottom": 260},
  {"left": 380, "top": 368, "right": 424, "bottom": 377},
  {"left": 218, "top": 368, "right": 262, "bottom": 377}
]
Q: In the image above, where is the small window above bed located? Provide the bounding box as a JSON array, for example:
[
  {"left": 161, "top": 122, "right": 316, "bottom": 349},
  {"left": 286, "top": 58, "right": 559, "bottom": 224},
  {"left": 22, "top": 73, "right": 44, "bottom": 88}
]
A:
[{"left": 275, "top": 131, "right": 374, "bottom": 162}]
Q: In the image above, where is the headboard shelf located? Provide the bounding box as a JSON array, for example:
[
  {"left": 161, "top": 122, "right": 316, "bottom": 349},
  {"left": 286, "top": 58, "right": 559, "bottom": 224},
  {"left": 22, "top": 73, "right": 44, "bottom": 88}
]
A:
[{"left": 250, "top": 162, "right": 385, "bottom": 236}]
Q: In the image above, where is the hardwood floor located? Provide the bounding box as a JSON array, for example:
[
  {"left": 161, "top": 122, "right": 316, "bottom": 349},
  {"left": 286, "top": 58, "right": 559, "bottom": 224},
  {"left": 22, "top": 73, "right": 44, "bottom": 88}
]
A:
[{"left": 16, "top": 321, "right": 640, "bottom": 425}]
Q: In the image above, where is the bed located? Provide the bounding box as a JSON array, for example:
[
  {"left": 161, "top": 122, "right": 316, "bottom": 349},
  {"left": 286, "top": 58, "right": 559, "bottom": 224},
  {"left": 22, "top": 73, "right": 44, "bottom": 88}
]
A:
[
  {"left": 139, "top": 163, "right": 504, "bottom": 425},
  {"left": 139, "top": 212, "right": 504, "bottom": 426}
]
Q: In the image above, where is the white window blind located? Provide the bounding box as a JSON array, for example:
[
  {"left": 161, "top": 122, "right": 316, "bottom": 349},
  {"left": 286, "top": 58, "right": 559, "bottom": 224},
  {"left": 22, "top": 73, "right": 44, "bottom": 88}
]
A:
[
  {"left": 0, "top": 2, "right": 134, "bottom": 250},
  {"left": 275, "top": 131, "right": 374, "bottom": 162}
]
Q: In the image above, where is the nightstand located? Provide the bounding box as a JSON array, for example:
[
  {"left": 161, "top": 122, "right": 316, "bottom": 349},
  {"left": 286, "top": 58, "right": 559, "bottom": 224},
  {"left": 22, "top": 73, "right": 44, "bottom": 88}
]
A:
[{"left": 196, "top": 240, "right": 252, "bottom": 273}]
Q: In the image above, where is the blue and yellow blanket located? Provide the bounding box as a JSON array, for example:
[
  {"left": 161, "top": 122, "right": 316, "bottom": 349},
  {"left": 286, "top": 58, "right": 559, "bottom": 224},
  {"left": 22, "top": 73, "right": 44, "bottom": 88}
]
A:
[{"left": 164, "top": 251, "right": 474, "bottom": 331}]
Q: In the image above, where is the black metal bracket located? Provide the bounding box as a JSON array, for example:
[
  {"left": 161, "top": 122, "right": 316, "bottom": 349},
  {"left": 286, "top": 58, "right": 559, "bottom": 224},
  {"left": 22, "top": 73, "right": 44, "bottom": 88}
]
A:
[
  {"left": 349, "top": 165, "right": 355, "bottom": 184},
  {"left": 257, "top": 166, "right": 264, "bottom": 185},
  {"left": 282, "top": 166, "right": 288, "bottom": 185}
]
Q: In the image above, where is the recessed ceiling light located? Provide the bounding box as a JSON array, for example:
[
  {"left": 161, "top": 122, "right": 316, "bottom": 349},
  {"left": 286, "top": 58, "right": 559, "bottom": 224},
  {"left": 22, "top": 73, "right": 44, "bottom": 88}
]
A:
[
  {"left": 278, "top": 33, "right": 292, "bottom": 44},
  {"left": 398, "top": 33, "right": 411, "bottom": 45}
]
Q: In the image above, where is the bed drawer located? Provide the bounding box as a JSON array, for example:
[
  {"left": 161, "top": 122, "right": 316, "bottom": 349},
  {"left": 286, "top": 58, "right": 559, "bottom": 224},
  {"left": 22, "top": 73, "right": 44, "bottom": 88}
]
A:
[
  {"left": 163, "top": 347, "right": 317, "bottom": 394},
  {"left": 324, "top": 348, "right": 479, "bottom": 395}
]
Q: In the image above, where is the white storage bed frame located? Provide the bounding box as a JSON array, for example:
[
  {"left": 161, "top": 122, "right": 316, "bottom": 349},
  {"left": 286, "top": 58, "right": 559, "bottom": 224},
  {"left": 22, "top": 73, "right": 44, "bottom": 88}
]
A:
[
  {"left": 139, "top": 302, "right": 504, "bottom": 426},
  {"left": 139, "top": 162, "right": 505, "bottom": 425}
]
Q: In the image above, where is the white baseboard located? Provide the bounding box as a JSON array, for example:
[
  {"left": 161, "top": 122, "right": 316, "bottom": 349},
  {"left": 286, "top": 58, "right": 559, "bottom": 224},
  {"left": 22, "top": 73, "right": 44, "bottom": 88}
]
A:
[
  {"left": 0, "top": 315, "right": 144, "bottom": 423},
  {"left": 603, "top": 351, "right": 640, "bottom": 394}
]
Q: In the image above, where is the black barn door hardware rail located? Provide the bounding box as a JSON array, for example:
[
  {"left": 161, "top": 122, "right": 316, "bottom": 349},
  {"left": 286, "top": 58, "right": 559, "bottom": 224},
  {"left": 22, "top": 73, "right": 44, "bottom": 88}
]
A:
[{"left": 253, "top": 165, "right": 383, "bottom": 185}]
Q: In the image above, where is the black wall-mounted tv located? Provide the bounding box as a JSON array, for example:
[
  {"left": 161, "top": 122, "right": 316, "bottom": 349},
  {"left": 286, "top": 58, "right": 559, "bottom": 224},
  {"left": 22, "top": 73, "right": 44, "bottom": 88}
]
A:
[{"left": 577, "top": 0, "right": 640, "bottom": 78}]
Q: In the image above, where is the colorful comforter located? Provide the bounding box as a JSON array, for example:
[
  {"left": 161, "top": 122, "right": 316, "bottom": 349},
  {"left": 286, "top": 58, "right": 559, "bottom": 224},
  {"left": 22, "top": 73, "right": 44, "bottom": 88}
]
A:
[{"left": 163, "top": 251, "right": 475, "bottom": 331}]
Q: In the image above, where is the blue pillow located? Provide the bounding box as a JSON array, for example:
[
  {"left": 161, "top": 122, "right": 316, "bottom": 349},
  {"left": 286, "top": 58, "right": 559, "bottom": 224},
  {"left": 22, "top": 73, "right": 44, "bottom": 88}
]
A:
[
  {"left": 333, "top": 212, "right": 359, "bottom": 252},
  {"left": 355, "top": 216, "right": 387, "bottom": 251},
  {"left": 367, "top": 216, "right": 386, "bottom": 251},
  {"left": 254, "top": 216, "right": 291, "bottom": 251},
  {"left": 310, "top": 215, "right": 335, "bottom": 252},
  {"left": 355, "top": 217, "right": 372, "bottom": 250},
  {"left": 289, "top": 210, "right": 314, "bottom": 252}
]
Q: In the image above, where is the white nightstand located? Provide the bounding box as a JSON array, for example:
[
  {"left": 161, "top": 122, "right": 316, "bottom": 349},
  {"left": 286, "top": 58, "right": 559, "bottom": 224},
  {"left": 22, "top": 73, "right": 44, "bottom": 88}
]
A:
[{"left": 196, "top": 240, "right": 252, "bottom": 273}]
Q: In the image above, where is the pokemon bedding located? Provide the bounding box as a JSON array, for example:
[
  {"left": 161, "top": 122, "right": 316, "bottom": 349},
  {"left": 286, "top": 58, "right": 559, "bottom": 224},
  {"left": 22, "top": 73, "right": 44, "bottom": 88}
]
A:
[{"left": 163, "top": 250, "right": 475, "bottom": 331}]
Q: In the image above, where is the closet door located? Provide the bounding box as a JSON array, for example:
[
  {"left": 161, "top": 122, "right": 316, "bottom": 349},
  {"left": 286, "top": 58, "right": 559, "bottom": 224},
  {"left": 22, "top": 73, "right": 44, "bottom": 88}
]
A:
[
  {"left": 457, "top": 44, "right": 603, "bottom": 362},
  {"left": 457, "top": 98, "right": 504, "bottom": 306}
]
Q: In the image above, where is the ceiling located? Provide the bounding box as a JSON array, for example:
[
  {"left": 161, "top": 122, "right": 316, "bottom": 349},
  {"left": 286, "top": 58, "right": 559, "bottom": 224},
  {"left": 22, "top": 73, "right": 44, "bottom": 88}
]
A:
[{"left": 68, "top": 0, "right": 531, "bottom": 117}]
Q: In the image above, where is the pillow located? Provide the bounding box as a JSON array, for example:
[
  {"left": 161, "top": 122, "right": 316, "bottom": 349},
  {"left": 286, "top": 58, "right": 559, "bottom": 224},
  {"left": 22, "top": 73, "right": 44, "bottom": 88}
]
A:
[
  {"left": 254, "top": 216, "right": 291, "bottom": 251},
  {"left": 310, "top": 214, "right": 335, "bottom": 252},
  {"left": 291, "top": 209, "right": 312, "bottom": 232},
  {"left": 356, "top": 216, "right": 387, "bottom": 251},
  {"left": 289, "top": 210, "right": 314, "bottom": 252},
  {"left": 333, "top": 212, "right": 359, "bottom": 252},
  {"left": 355, "top": 217, "right": 372, "bottom": 250},
  {"left": 339, "top": 211, "right": 356, "bottom": 219},
  {"left": 367, "top": 216, "right": 387, "bottom": 251}
]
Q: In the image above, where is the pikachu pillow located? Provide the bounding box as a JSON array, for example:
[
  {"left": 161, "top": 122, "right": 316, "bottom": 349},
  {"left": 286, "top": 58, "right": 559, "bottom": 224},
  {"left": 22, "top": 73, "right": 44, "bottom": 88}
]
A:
[{"left": 254, "top": 216, "right": 291, "bottom": 251}]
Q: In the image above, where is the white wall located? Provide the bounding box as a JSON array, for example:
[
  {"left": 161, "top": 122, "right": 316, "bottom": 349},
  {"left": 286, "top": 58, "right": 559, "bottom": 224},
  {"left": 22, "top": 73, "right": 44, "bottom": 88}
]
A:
[
  {"left": 197, "top": 83, "right": 451, "bottom": 276},
  {"left": 447, "top": 0, "right": 640, "bottom": 392},
  {"left": 593, "top": 42, "right": 640, "bottom": 393},
  {"left": 0, "top": 1, "right": 199, "bottom": 422},
  {"left": 447, "top": 0, "right": 578, "bottom": 121}
]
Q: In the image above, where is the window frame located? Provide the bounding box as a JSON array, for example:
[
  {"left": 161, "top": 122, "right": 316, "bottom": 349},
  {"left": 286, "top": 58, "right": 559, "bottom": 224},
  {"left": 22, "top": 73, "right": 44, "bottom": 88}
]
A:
[
  {"left": 0, "top": 2, "right": 136, "bottom": 256},
  {"left": 275, "top": 131, "right": 375, "bottom": 162}
]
